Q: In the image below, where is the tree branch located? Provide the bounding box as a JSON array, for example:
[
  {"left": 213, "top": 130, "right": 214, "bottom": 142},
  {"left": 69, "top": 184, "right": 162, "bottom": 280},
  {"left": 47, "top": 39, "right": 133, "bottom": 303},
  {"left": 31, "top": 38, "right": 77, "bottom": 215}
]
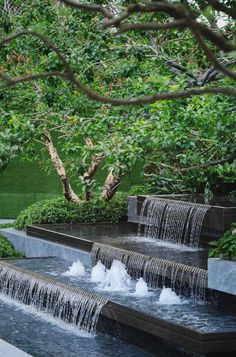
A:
[
  {"left": 117, "top": 19, "right": 186, "bottom": 34},
  {"left": 0, "top": 72, "right": 63, "bottom": 88},
  {"left": 180, "top": 153, "right": 236, "bottom": 172},
  {"left": 61, "top": 0, "right": 113, "bottom": 19},
  {"left": 180, "top": 7, "right": 236, "bottom": 80},
  {"left": 44, "top": 131, "right": 81, "bottom": 202},
  {"left": 0, "top": 28, "right": 235, "bottom": 106},
  {"left": 205, "top": 0, "right": 236, "bottom": 19}
]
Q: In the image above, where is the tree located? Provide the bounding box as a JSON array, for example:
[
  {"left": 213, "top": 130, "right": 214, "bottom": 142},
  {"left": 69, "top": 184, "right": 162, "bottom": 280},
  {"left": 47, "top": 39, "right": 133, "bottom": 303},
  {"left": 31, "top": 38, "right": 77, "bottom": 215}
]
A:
[
  {"left": 0, "top": 0, "right": 235, "bottom": 201},
  {"left": 0, "top": 0, "right": 235, "bottom": 103},
  {"left": 1, "top": 1, "right": 155, "bottom": 200}
]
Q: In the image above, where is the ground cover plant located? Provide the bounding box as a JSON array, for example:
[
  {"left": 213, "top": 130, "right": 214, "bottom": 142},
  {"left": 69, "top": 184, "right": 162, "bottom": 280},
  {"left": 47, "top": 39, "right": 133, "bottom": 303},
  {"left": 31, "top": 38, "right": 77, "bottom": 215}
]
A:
[
  {"left": 0, "top": 233, "right": 23, "bottom": 258},
  {"left": 15, "top": 194, "right": 128, "bottom": 229}
]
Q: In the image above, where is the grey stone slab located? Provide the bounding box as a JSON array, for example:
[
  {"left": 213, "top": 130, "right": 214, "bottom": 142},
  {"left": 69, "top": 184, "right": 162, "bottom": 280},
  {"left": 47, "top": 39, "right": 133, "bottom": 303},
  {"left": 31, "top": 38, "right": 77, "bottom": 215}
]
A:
[
  {"left": 0, "top": 219, "right": 15, "bottom": 224},
  {"left": 208, "top": 258, "right": 236, "bottom": 295},
  {"left": 0, "top": 339, "right": 32, "bottom": 357},
  {"left": 0, "top": 228, "right": 91, "bottom": 265},
  {"left": 127, "top": 196, "right": 140, "bottom": 223}
]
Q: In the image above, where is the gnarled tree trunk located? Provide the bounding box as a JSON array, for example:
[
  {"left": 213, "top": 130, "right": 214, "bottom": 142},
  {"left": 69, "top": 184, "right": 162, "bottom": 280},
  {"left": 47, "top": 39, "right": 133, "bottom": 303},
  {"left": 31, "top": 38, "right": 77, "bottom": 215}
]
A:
[
  {"left": 101, "top": 170, "right": 124, "bottom": 201},
  {"left": 83, "top": 153, "right": 104, "bottom": 200},
  {"left": 44, "top": 131, "right": 80, "bottom": 203}
]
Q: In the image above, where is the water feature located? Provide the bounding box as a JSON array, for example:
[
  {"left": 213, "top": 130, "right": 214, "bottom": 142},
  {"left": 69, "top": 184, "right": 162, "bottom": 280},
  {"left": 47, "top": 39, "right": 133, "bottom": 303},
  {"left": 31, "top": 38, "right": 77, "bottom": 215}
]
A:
[
  {"left": 91, "top": 261, "right": 106, "bottom": 283},
  {"left": 139, "top": 197, "right": 210, "bottom": 248},
  {"left": 0, "top": 261, "right": 107, "bottom": 333},
  {"left": 158, "top": 288, "right": 181, "bottom": 305},
  {"left": 8, "top": 257, "right": 236, "bottom": 335},
  {"left": 153, "top": 194, "right": 236, "bottom": 207},
  {"left": 91, "top": 242, "right": 207, "bottom": 299},
  {"left": 63, "top": 260, "right": 86, "bottom": 277},
  {"left": 20, "top": 225, "right": 208, "bottom": 268},
  {"left": 91, "top": 242, "right": 150, "bottom": 279},
  {"left": 0, "top": 294, "right": 151, "bottom": 357},
  {"left": 134, "top": 278, "right": 149, "bottom": 297},
  {"left": 97, "top": 260, "right": 132, "bottom": 292},
  {"left": 143, "top": 258, "right": 208, "bottom": 300},
  {"left": 2, "top": 198, "right": 236, "bottom": 356}
]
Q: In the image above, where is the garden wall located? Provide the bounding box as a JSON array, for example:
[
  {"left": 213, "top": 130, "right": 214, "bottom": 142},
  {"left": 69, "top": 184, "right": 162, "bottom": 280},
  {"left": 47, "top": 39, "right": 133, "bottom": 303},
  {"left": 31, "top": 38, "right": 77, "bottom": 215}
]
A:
[{"left": 0, "top": 159, "right": 142, "bottom": 218}]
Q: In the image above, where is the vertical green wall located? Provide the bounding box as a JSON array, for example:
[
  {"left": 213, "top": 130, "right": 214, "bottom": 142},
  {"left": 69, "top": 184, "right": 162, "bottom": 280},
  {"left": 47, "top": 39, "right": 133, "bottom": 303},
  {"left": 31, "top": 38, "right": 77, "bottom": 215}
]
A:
[
  {"left": 0, "top": 160, "right": 62, "bottom": 217},
  {"left": 0, "top": 159, "right": 143, "bottom": 218}
]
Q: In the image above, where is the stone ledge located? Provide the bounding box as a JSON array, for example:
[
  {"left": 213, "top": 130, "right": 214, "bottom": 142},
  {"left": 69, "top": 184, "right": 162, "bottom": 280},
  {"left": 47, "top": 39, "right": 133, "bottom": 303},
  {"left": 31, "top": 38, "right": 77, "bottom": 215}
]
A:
[
  {"left": 208, "top": 258, "right": 236, "bottom": 296},
  {"left": 0, "top": 228, "right": 91, "bottom": 265},
  {"left": 0, "top": 339, "right": 32, "bottom": 357}
]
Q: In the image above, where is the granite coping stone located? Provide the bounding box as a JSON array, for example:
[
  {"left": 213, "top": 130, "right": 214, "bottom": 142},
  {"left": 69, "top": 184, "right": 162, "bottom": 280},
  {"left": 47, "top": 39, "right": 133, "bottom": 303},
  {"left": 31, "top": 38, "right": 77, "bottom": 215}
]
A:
[
  {"left": 208, "top": 258, "right": 236, "bottom": 296},
  {"left": 0, "top": 219, "right": 15, "bottom": 224},
  {"left": 0, "top": 227, "right": 91, "bottom": 266},
  {"left": 0, "top": 339, "right": 32, "bottom": 357}
]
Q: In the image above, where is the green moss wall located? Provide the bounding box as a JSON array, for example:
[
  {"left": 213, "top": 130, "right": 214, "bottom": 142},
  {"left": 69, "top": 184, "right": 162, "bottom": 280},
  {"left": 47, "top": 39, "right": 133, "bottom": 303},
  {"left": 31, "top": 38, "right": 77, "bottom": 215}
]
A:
[
  {"left": 0, "top": 160, "right": 60, "bottom": 217},
  {"left": 0, "top": 159, "right": 142, "bottom": 218}
]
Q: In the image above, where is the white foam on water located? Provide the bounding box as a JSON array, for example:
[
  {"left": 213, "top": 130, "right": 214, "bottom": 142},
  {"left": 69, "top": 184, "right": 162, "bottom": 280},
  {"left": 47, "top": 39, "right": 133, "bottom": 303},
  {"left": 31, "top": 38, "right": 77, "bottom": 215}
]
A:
[
  {"left": 0, "top": 293, "right": 93, "bottom": 338},
  {"left": 153, "top": 239, "right": 203, "bottom": 252},
  {"left": 125, "top": 236, "right": 202, "bottom": 251},
  {"left": 134, "top": 278, "right": 149, "bottom": 297},
  {"left": 97, "top": 260, "right": 132, "bottom": 292},
  {"left": 91, "top": 261, "right": 106, "bottom": 283},
  {"left": 62, "top": 260, "right": 86, "bottom": 277},
  {"left": 158, "top": 287, "right": 182, "bottom": 305}
]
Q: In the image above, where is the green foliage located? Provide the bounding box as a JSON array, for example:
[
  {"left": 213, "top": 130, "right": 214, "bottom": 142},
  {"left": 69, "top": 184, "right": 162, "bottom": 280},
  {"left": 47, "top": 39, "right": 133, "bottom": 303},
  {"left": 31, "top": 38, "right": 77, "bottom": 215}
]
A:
[
  {"left": 209, "top": 223, "right": 236, "bottom": 260},
  {"left": 144, "top": 95, "right": 236, "bottom": 195},
  {"left": 0, "top": 0, "right": 235, "bottom": 204},
  {"left": 0, "top": 1, "right": 154, "bottom": 197},
  {"left": 15, "top": 194, "right": 128, "bottom": 229},
  {"left": 128, "top": 185, "right": 149, "bottom": 196},
  {"left": 0, "top": 234, "right": 23, "bottom": 258},
  {"left": 0, "top": 126, "right": 23, "bottom": 173},
  {"left": 0, "top": 223, "right": 14, "bottom": 229}
]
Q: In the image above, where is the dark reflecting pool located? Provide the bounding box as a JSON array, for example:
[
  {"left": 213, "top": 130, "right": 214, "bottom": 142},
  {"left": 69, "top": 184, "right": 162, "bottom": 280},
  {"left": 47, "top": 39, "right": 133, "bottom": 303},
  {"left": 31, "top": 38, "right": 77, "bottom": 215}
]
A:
[
  {"left": 9, "top": 257, "right": 236, "bottom": 334},
  {"left": 44, "top": 223, "right": 208, "bottom": 268},
  {"left": 0, "top": 294, "right": 152, "bottom": 357}
]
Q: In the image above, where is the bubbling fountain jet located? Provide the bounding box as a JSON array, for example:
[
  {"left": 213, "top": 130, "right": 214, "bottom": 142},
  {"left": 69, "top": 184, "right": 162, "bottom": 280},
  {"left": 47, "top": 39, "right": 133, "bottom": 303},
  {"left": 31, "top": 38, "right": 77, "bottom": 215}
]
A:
[{"left": 91, "top": 243, "right": 208, "bottom": 300}]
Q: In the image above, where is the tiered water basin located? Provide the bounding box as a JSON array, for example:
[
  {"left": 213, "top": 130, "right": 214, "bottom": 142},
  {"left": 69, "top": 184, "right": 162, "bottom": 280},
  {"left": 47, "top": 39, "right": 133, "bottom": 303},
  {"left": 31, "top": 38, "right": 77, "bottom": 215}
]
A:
[{"left": 1, "top": 194, "right": 236, "bottom": 356}]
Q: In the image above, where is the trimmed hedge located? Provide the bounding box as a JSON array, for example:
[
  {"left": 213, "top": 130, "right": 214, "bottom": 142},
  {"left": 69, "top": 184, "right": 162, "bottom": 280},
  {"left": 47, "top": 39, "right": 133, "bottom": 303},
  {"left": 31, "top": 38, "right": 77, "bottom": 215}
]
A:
[
  {"left": 15, "top": 194, "right": 128, "bottom": 229},
  {"left": 0, "top": 234, "right": 23, "bottom": 258}
]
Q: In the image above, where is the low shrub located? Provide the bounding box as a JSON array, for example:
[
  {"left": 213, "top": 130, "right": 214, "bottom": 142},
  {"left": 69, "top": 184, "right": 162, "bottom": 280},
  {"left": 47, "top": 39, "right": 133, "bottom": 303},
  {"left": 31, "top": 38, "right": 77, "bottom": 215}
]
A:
[
  {"left": 15, "top": 194, "right": 128, "bottom": 229},
  {"left": 209, "top": 223, "right": 236, "bottom": 260},
  {"left": 128, "top": 185, "right": 149, "bottom": 196},
  {"left": 0, "top": 234, "right": 23, "bottom": 258},
  {"left": 0, "top": 223, "right": 14, "bottom": 229}
]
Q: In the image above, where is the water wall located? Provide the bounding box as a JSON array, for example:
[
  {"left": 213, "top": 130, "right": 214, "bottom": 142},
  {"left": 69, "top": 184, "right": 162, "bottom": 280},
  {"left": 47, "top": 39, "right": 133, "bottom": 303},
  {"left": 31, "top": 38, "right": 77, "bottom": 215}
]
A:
[
  {"left": 129, "top": 195, "right": 236, "bottom": 242},
  {"left": 91, "top": 243, "right": 207, "bottom": 299},
  {"left": 139, "top": 197, "right": 210, "bottom": 247},
  {"left": 0, "top": 261, "right": 107, "bottom": 333}
]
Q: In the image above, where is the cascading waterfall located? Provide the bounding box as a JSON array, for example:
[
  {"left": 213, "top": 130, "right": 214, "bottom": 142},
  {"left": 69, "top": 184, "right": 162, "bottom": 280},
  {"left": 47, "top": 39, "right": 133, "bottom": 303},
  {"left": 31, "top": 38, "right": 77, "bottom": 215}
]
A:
[
  {"left": 91, "top": 243, "right": 208, "bottom": 300},
  {"left": 139, "top": 197, "right": 210, "bottom": 247},
  {"left": 143, "top": 258, "right": 208, "bottom": 300},
  {"left": 0, "top": 261, "right": 107, "bottom": 333},
  {"left": 91, "top": 243, "right": 149, "bottom": 279}
]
